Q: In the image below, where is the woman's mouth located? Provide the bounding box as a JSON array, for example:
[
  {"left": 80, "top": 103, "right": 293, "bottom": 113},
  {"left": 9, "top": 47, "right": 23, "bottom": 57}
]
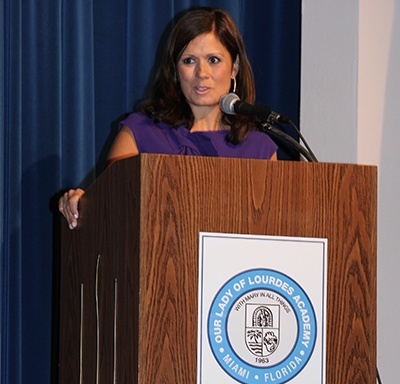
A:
[{"left": 195, "top": 86, "right": 210, "bottom": 92}]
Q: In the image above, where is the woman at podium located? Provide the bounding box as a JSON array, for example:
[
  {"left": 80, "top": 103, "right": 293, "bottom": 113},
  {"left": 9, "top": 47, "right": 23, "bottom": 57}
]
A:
[{"left": 59, "top": 7, "right": 278, "bottom": 229}]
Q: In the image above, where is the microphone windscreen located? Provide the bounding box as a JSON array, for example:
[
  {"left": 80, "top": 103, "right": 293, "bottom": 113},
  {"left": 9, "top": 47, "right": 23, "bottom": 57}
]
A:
[{"left": 219, "top": 93, "right": 240, "bottom": 115}]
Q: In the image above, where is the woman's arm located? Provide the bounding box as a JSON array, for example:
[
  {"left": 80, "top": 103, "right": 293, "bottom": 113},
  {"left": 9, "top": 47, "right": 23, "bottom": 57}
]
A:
[
  {"left": 106, "top": 125, "right": 139, "bottom": 166},
  {"left": 59, "top": 125, "right": 139, "bottom": 229}
]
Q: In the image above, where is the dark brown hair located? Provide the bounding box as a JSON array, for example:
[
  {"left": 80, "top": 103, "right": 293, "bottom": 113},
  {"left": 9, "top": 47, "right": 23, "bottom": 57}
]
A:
[{"left": 141, "top": 7, "right": 256, "bottom": 144}]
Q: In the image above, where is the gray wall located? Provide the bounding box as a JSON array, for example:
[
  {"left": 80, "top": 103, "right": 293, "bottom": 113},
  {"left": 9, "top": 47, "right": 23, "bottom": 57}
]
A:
[{"left": 301, "top": 0, "right": 399, "bottom": 382}]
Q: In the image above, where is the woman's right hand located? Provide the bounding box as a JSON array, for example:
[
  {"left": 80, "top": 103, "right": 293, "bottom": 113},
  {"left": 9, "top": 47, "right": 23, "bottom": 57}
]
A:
[{"left": 58, "top": 188, "right": 86, "bottom": 230}]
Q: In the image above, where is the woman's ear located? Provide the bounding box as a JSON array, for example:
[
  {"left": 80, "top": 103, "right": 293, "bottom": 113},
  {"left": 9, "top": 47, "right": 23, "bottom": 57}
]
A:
[{"left": 232, "top": 54, "right": 239, "bottom": 78}]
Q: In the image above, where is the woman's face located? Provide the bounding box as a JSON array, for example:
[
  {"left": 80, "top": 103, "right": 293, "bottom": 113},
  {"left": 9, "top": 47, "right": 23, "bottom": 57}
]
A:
[{"left": 176, "top": 32, "right": 237, "bottom": 117}]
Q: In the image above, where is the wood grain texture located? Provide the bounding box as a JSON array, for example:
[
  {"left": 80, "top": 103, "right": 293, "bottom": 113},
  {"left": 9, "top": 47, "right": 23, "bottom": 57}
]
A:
[
  {"left": 59, "top": 154, "right": 377, "bottom": 384},
  {"left": 59, "top": 158, "right": 141, "bottom": 383}
]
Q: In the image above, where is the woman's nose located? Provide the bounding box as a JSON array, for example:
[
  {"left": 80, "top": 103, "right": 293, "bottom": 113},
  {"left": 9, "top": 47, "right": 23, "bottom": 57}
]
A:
[{"left": 196, "top": 61, "right": 209, "bottom": 78}]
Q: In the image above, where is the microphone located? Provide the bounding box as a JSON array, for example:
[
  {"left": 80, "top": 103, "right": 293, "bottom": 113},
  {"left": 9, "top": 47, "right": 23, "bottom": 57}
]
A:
[
  {"left": 220, "top": 93, "right": 290, "bottom": 124},
  {"left": 221, "top": 93, "right": 318, "bottom": 162}
]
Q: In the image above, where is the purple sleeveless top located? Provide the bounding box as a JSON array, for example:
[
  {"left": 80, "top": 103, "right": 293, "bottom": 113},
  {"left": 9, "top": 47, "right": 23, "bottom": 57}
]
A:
[{"left": 119, "top": 112, "right": 278, "bottom": 159}]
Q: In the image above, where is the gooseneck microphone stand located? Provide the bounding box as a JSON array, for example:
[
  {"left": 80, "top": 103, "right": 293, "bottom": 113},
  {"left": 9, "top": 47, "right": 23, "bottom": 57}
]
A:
[{"left": 257, "top": 118, "right": 319, "bottom": 162}]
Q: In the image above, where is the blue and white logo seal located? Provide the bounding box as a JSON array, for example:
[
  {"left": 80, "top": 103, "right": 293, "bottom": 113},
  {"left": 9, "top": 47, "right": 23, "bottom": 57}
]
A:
[{"left": 208, "top": 269, "right": 317, "bottom": 383}]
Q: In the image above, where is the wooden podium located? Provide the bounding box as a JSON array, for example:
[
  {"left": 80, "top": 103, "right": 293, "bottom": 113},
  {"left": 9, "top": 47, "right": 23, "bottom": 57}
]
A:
[{"left": 58, "top": 154, "right": 377, "bottom": 383}]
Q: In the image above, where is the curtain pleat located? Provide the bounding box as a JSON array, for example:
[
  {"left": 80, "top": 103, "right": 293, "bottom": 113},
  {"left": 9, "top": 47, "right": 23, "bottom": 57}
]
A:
[
  {"left": 2, "top": 0, "right": 23, "bottom": 381},
  {"left": 1, "top": 1, "right": 300, "bottom": 382}
]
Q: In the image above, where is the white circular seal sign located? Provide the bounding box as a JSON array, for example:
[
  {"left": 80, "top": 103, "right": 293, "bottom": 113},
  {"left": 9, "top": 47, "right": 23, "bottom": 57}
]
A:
[{"left": 208, "top": 269, "right": 317, "bottom": 383}]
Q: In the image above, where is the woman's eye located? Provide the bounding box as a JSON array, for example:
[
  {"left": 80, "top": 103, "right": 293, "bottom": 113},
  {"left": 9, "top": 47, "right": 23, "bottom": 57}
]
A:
[
  {"left": 209, "top": 56, "right": 220, "bottom": 64},
  {"left": 182, "top": 57, "right": 195, "bottom": 64}
]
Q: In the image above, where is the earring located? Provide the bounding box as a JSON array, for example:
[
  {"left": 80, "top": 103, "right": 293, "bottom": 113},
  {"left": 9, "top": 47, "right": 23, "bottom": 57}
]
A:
[{"left": 232, "top": 77, "right": 237, "bottom": 94}]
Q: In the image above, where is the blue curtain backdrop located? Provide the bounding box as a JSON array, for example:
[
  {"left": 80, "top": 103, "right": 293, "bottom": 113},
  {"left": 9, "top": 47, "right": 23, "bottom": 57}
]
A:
[{"left": 0, "top": 0, "right": 300, "bottom": 382}]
